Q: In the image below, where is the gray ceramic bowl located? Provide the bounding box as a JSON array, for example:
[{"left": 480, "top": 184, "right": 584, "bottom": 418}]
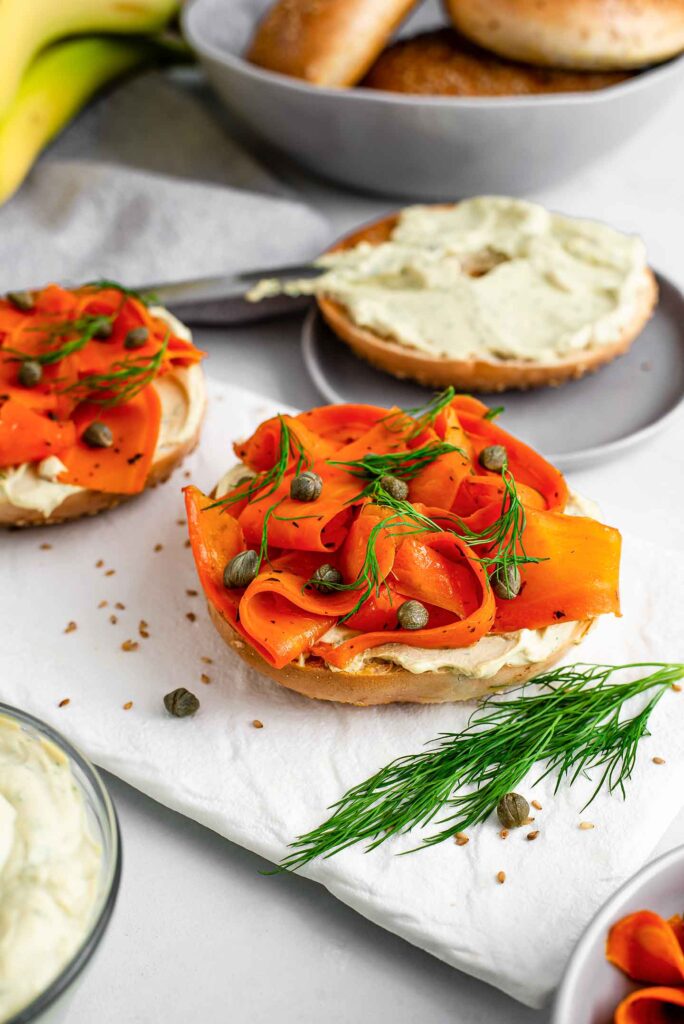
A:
[
  {"left": 552, "top": 844, "right": 684, "bottom": 1024},
  {"left": 183, "top": 0, "right": 684, "bottom": 199}
]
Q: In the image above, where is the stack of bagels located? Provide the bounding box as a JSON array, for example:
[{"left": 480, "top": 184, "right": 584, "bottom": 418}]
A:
[{"left": 247, "top": 0, "right": 684, "bottom": 96}]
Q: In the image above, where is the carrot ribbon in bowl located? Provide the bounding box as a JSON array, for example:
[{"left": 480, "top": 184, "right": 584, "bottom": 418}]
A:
[
  {"left": 185, "top": 391, "right": 621, "bottom": 674},
  {"left": 0, "top": 283, "right": 204, "bottom": 494},
  {"left": 607, "top": 910, "right": 684, "bottom": 1021}
]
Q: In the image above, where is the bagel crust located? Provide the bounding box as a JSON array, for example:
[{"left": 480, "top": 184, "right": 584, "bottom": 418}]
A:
[
  {"left": 444, "top": 0, "right": 684, "bottom": 70},
  {"left": 362, "top": 28, "right": 631, "bottom": 96},
  {"left": 208, "top": 602, "right": 593, "bottom": 706},
  {"left": 317, "top": 208, "right": 658, "bottom": 392},
  {"left": 247, "top": 0, "right": 420, "bottom": 87}
]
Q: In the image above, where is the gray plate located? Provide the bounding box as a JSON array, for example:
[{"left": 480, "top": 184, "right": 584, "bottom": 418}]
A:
[
  {"left": 552, "top": 844, "right": 684, "bottom": 1024},
  {"left": 301, "top": 272, "right": 684, "bottom": 470}
]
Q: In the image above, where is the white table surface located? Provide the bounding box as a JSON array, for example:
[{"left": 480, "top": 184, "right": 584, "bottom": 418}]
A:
[{"left": 62, "top": 77, "right": 684, "bottom": 1023}]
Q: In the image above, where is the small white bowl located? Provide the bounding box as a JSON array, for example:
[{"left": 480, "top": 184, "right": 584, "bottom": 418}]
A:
[
  {"left": 2, "top": 703, "right": 121, "bottom": 1024},
  {"left": 552, "top": 844, "right": 684, "bottom": 1024},
  {"left": 183, "top": 0, "right": 684, "bottom": 199}
]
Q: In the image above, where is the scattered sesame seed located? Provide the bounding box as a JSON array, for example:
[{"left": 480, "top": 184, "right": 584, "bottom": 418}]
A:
[
  {"left": 139, "top": 619, "right": 150, "bottom": 638},
  {"left": 531, "top": 800, "right": 542, "bottom": 811},
  {"left": 200, "top": 673, "right": 211, "bottom": 685},
  {"left": 184, "top": 539, "right": 191, "bottom": 548},
  {"left": 39, "top": 543, "right": 52, "bottom": 550},
  {"left": 121, "top": 640, "right": 139, "bottom": 652},
  {"left": 653, "top": 756, "right": 666, "bottom": 765},
  {"left": 497, "top": 871, "right": 506, "bottom": 884},
  {"left": 95, "top": 559, "right": 104, "bottom": 568},
  {"left": 672, "top": 684, "right": 682, "bottom": 693},
  {"left": 527, "top": 831, "right": 539, "bottom": 841},
  {"left": 58, "top": 698, "right": 70, "bottom": 708},
  {"left": 115, "top": 602, "right": 125, "bottom": 610},
  {"left": 123, "top": 701, "right": 133, "bottom": 710},
  {"left": 177, "top": 518, "right": 185, "bottom": 526},
  {"left": 499, "top": 829, "right": 509, "bottom": 840},
  {"left": 183, "top": 470, "right": 191, "bottom": 478},
  {"left": 110, "top": 615, "right": 118, "bottom": 625},
  {"left": 105, "top": 569, "right": 115, "bottom": 577},
  {"left": 98, "top": 600, "right": 108, "bottom": 609},
  {"left": 579, "top": 821, "right": 595, "bottom": 831},
  {"left": 454, "top": 833, "right": 469, "bottom": 846},
  {"left": 154, "top": 544, "right": 163, "bottom": 552},
  {"left": 201, "top": 656, "right": 213, "bottom": 665},
  {"left": 186, "top": 612, "right": 196, "bottom": 623},
  {"left": 64, "top": 621, "right": 77, "bottom": 634},
  {"left": 186, "top": 589, "right": 198, "bottom": 597},
  {"left": 252, "top": 719, "right": 264, "bottom": 729}
]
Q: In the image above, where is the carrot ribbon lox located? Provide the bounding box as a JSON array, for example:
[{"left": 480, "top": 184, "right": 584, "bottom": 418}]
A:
[
  {"left": 0, "top": 283, "right": 204, "bottom": 494},
  {"left": 606, "top": 910, "right": 684, "bottom": 1021},
  {"left": 185, "top": 393, "right": 621, "bottom": 676}
]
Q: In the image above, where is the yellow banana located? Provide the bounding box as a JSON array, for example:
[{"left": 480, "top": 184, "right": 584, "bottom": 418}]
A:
[
  {"left": 0, "top": 36, "right": 165, "bottom": 207},
  {"left": 0, "top": 0, "right": 179, "bottom": 115}
]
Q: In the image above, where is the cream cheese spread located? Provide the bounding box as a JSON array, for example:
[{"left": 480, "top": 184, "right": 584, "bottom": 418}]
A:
[
  {"left": 251, "top": 196, "right": 647, "bottom": 363},
  {"left": 0, "top": 307, "right": 205, "bottom": 516},
  {"left": 0, "top": 716, "right": 101, "bottom": 1021}
]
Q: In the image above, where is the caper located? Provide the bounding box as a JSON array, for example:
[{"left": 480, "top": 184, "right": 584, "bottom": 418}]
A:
[
  {"left": 496, "top": 792, "right": 530, "bottom": 829},
  {"left": 492, "top": 564, "right": 521, "bottom": 600},
  {"left": 164, "top": 687, "right": 200, "bottom": 718},
  {"left": 223, "top": 549, "right": 259, "bottom": 589},
  {"left": 479, "top": 445, "right": 507, "bottom": 473},
  {"left": 6, "top": 290, "right": 35, "bottom": 312},
  {"left": 290, "top": 470, "right": 322, "bottom": 502},
  {"left": 124, "top": 326, "right": 149, "bottom": 350},
  {"left": 17, "top": 359, "right": 42, "bottom": 388},
  {"left": 397, "top": 599, "right": 429, "bottom": 630},
  {"left": 309, "top": 563, "right": 343, "bottom": 593},
  {"left": 379, "top": 475, "right": 409, "bottom": 501},
  {"left": 82, "top": 420, "right": 114, "bottom": 448},
  {"left": 93, "top": 318, "right": 113, "bottom": 340}
]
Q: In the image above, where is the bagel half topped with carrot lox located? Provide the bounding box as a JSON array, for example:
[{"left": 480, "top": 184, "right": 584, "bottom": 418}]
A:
[
  {"left": 185, "top": 391, "right": 621, "bottom": 705},
  {"left": 251, "top": 196, "right": 657, "bottom": 392},
  {"left": 0, "top": 283, "right": 206, "bottom": 526}
]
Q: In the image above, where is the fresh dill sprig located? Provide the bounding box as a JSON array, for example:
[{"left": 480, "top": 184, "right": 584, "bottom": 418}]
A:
[
  {"left": 205, "top": 416, "right": 311, "bottom": 512},
  {"left": 280, "top": 662, "right": 684, "bottom": 870},
  {"left": 380, "top": 386, "right": 456, "bottom": 439},
  {"left": 3, "top": 313, "right": 114, "bottom": 366},
  {"left": 483, "top": 405, "right": 504, "bottom": 421},
  {"left": 61, "top": 335, "right": 169, "bottom": 408},
  {"left": 328, "top": 440, "right": 462, "bottom": 489}
]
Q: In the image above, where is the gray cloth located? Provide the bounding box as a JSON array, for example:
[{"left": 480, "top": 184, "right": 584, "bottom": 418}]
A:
[{"left": 0, "top": 71, "right": 330, "bottom": 290}]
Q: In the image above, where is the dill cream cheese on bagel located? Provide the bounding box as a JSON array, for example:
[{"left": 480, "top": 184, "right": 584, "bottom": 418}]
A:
[
  {"left": 251, "top": 197, "right": 657, "bottom": 391},
  {"left": 185, "top": 392, "right": 621, "bottom": 706},
  {"left": 0, "top": 284, "right": 206, "bottom": 526}
]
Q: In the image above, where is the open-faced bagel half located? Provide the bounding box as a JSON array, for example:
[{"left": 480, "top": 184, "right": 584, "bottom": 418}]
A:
[
  {"left": 443, "top": 0, "right": 684, "bottom": 70},
  {"left": 316, "top": 208, "right": 658, "bottom": 392},
  {"left": 208, "top": 602, "right": 593, "bottom": 706}
]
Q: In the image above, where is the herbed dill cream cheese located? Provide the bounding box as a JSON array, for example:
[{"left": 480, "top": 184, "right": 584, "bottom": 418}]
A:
[
  {"left": 252, "top": 196, "right": 647, "bottom": 363},
  {"left": 0, "top": 716, "right": 101, "bottom": 1021},
  {"left": 0, "top": 309, "right": 204, "bottom": 517}
]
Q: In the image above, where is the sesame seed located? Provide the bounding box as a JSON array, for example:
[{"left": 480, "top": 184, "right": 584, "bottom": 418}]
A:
[
  {"left": 110, "top": 615, "right": 118, "bottom": 625},
  {"left": 95, "top": 559, "right": 104, "bottom": 568},
  {"left": 105, "top": 569, "right": 115, "bottom": 577},
  {"left": 653, "top": 756, "right": 666, "bottom": 765},
  {"left": 183, "top": 471, "right": 191, "bottom": 478},
  {"left": 201, "top": 656, "right": 213, "bottom": 664},
  {"left": 154, "top": 544, "right": 163, "bottom": 552},
  {"left": 531, "top": 800, "right": 542, "bottom": 811},
  {"left": 579, "top": 821, "right": 595, "bottom": 831},
  {"left": 58, "top": 698, "right": 70, "bottom": 708},
  {"left": 672, "top": 684, "right": 682, "bottom": 693},
  {"left": 177, "top": 519, "right": 185, "bottom": 526},
  {"left": 123, "top": 701, "right": 133, "bottom": 710},
  {"left": 64, "top": 621, "right": 77, "bottom": 634},
  {"left": 39, "top": 543, "right": 52, "bottom": 550},
  {"left": 454, "top": 833, "right": 469, "bottom": 846},
  {"left": 115, "top": 602, "right": 125, "bottom": 610},
  {"left": 497, "top": 871, "right": 506, "bottom": 884},
  {"left": 200, "top": 673, "right": 211, "bottom": 685},
  {"left": 186, "top": 612, "right": 196, "bottom": 622},
  {"left": 184, "top": 539, "right": 191, "bottom": 548},
  {"left": 98, "top": 600, "right": 108, "bottom": 609},
  {"left": 527, "top": 831, "right": 539, "bottom": 841},
  {"left": 121, "top": 640, "right": 139, "bottom": 652},
  {"left": 186, "top": 589, "right": 198, "bottom": 597},
  {"left": 252, "top": 719, "right": 264, "bottom": 729}
]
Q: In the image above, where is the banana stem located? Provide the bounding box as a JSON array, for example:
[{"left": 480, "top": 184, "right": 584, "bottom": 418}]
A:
[{"left": 0, "top": 36, "right": 174, "bottom": 207}]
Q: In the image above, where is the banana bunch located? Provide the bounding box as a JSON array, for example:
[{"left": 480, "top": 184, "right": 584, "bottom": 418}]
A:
[{"left": 0, "top": 0, "right": 181, "bottom": 206}]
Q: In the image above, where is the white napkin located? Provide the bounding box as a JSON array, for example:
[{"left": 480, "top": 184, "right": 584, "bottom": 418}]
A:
[
  {"left": 0, "top": 71, "right": 330, "bottom": 290},
  {"left": 1, "top": 379, "right": 683, "bottom": 1009}
]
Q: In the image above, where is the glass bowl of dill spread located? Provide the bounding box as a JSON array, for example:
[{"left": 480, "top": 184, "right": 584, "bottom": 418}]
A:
[{"left": 0, "top": 703, "right": 121, "bottom": 1024}]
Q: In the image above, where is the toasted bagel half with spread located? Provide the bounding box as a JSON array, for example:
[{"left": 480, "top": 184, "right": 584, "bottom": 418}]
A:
[
  {"left": 185, "top": 395, "right": 621, "bottom": 706},
  {"left": 0, "top": 284, "right": 206, "bottom": 527}
]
